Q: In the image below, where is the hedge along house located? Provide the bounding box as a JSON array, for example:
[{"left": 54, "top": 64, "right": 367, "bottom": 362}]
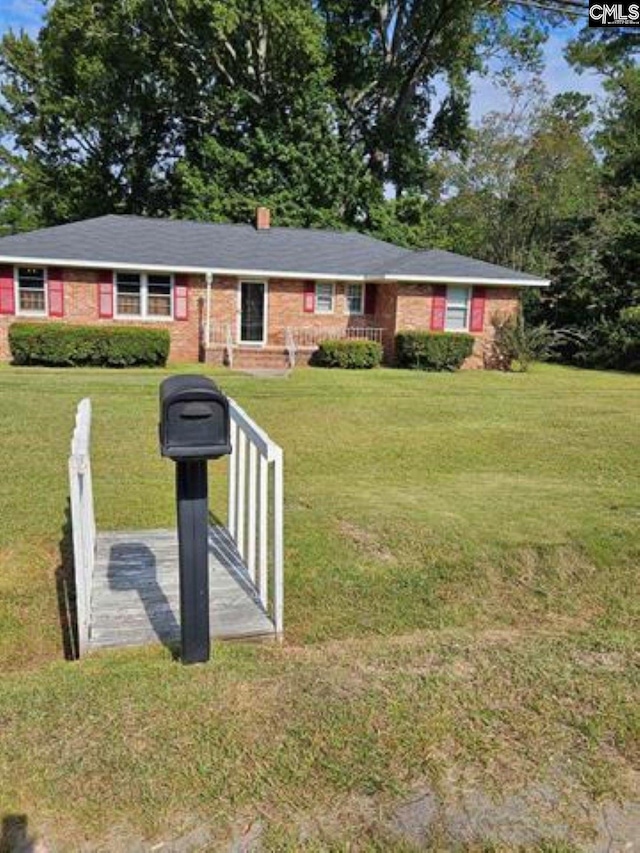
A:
[{"left": 0, "top": 209, "right": 549, "bottom": 368}]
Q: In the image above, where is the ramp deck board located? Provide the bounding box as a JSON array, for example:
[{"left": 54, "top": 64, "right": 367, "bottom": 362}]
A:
[{"left": 89, "top": 525, "right": 275, "bottom": 651}]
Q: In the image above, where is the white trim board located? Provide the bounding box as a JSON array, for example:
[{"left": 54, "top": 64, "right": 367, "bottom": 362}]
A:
[
  {"left": 0, "top": 254, "right": 550, "bottom": 287},
  {"left": 387, "top": 274, "right": 549, "bottom": 287}
]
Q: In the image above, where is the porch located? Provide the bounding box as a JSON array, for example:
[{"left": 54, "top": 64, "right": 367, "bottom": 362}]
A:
[
  {"left": 203, "top": 322, "right": 385, "bottom": 369},
  {"left": 68, "top": 396, "right": 284, "bottom": 656}
]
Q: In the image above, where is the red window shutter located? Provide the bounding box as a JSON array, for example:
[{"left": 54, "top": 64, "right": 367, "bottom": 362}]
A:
[
  {"left": 469, "top": 286, "right": 486, "bottom": 333},
  {"left": 430, "top": 285, "right": 446, "bottom": 331},
  {"left": 303, "top": 281, "right": 315, "bottom": 313},
  {"left": 0, "top": 265, "right": 15, "bottom": 315},
  {"left": 364, "top": 283, "right": 377, "bottom": 315},
  {"left": 97, "top": 270, "right": 114, "bottom": 318},
  {"left": 48, "top": 267, "right": 65, "bottom": 317},
  {"left": 174, "top": 274, "right": 189, "bottom": 320}
]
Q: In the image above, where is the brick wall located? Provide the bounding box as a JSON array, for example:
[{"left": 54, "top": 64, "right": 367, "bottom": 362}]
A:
[
  {"left": 393, "top": 282, "right": 520, "bottom": 368},
  {"left": 0, "top": 267, "right": 522, "bottom": 369},
  {"left": 395, "top": 282, "right": 432, "bottom": 331},
  {"left": 479, "top": 286, "right": 521, "bottom": 368},
  {"left": 265, "top": 279, "right": 376, "bottom": 346},
  {"left": 209, "top": 276, "right": 237, "bottom": 332},
  {"left": 205, "top": 277, "right": 378, "bottom": 347},
  {"left": 0, "top": 268, "right": 205, "bottom": 363},
  {"left": 374, "top": 280, "right": 398, "bottom": 360}
]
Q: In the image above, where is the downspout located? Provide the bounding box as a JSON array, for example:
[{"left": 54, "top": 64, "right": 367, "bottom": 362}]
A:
[{"left": 205, "top": 271, "right": 213, "bottom": 349}]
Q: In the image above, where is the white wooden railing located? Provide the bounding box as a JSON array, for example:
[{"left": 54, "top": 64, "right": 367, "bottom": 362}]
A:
[
  {"left": 225, "top": 324, "right": 234, "bottom": 369},
  {"left": 286, "top": 326, "right": 384, "bottom": 347},
  {"left": 226, "top": 399, "right": 284, "bottom": 635},
  {"left": 207, "top": 321, "right": 230, "bottom": 344},
  {"left": 68, "top": 398, "right": 96, "bottom": 657},
  {"left": 285, "top": 327, "right": 297, "bottom": 369},
  {"left": 206, "top": 322, "right": 235, "bottom": 368}
]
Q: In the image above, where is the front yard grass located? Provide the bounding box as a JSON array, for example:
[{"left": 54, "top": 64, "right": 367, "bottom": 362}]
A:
[{"left": 0, "top": 363, "right": 638, "bottom": 849}]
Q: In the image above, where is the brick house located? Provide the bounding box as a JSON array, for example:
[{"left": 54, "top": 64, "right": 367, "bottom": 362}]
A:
[{"left": 0, "top": 210, "right": 548, "bottom": 368}]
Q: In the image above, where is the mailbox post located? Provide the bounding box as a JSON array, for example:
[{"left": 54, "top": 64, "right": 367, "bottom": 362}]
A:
[{"left": 159, "top": 376, "right": 231, "bottom": 664}]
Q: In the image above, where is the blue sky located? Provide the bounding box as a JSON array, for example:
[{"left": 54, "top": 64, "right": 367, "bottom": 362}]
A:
[
  {"left": 0, "top": 0, "right": 43, "bottom": 35},
  {"left": 469, "top": 27, "right": 604, "bottom": 123},
  {"left": 0, "top": 1, "right": 604, "bottom": 124}
]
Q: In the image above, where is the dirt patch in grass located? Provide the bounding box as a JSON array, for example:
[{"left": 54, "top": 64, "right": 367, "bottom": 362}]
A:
[
  {"left": 29, "top": 774, "right": 638, "bottom": 851},
  {"left": 337, "top": 520, "right": 396, "bottom": 563}
]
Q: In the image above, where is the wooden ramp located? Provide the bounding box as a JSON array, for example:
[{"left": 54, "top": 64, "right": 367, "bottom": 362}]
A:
[
  {"left": 69, "top": 397, "right": 283, "bottom": 656},
  {"left": 89, "top": 525, "right": 275, "bottom": 651}
]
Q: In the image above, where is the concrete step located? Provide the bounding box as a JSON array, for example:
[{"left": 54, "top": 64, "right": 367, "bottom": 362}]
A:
[
  {"left": 204, "top": 345, "right": 316, "bottom": 369},
  {"left": 231, "top": 346, "right": 298, "bottom": 369}
]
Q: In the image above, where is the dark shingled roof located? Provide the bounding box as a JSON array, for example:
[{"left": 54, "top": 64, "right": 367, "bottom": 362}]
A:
[
  {"left": 0, "top": 215, "right": 548, "bottom": 284},
  {"left": 387, "top": 249, "right": 546, "bottom": 282}
]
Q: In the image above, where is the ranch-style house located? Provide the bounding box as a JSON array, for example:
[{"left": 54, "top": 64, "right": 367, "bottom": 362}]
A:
[{"left": 0, "top": 208, "right": 549, "bottom": 369}]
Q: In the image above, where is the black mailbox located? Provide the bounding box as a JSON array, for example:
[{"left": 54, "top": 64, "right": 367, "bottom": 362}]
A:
[
  {"left": 159, "top": 375, "right": 231, "bottom": 461},
  {"left": 159, "top": 375, "right": 232, "bottom": 664}
]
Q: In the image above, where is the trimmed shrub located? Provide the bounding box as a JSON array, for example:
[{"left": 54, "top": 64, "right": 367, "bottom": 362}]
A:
[
  {"left": 395, "top": 331, "right": 474, "bottom": 371},
  {"left": 9, "top": 323, "right": 170, "bottom": 367},
  {"left": 312, "top": 338, "right": 383, "bottom": 369}
]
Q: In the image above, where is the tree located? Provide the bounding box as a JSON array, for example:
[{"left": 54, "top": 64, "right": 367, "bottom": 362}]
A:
[
  {"left": 0, "top": 0, "right": 581, "bottom": 232},
  {"left": 538, "top": 66, "right": 640, "bottom": 334},
  {"left": 169, "top": 0, "right": 378, "bottom": 224},
  {"left": 0, "top": 0, "right": 363, "bottom": 227},
  {"left": 0, "top": 156, "right": 39, "bottom": 236},
  {"left": 174, "top": 96, "right": 377, "bottom": 228},
  {"left": 436, "top": 85, "right": 598, "bottom": 274},
  {"left": 317, "top": 0, "right": 573, "bottom": 200},
  {"left": 567, "top": 22, "right": 640, "bottom": 73}
]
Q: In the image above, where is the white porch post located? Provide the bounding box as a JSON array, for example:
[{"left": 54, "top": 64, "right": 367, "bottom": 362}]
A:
[{"left": 205, "top": 271, "right": 213, "bottom": 348}]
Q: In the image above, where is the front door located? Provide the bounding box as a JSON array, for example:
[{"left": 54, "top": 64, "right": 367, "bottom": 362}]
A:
[{"left": 239, "top": 281, "right": 266, "bottom": 344}]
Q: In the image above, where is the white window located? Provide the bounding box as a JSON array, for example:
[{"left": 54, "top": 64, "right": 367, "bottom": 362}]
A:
[
  {"left": 115, "top": 272, "right": 173, "bottom": 319},
  {"left": 345, "top": 283, "right": 364, "bottom": 315},
  {"left": 315, "top": 282, "right": 334, "bottom": 314},
  {"left": 16, "top": 267, "right": 47, "bottom": 315},
  {"left": 445, "top": 286, "right": 470, "bottom": 331},
  {"left": 116, "top": 272, "right": 142, "bottom": 316}
]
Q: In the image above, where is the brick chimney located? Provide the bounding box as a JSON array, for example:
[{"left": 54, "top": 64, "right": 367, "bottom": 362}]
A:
[{"left": 256, "top": 206, "right": 271, "bottom": 230}]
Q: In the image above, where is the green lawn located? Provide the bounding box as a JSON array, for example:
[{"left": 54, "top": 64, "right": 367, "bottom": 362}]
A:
[{"left": 0, "top": 364, "right": 638, "bottom": 850}]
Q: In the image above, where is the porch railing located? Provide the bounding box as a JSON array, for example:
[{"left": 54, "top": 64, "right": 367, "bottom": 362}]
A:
[
  {"left": 208, "top": 321, "right": 233, "bottom": 345},
  {"left": 206, "top": 322, "right": 235, "bottom": 367},
  {"left": 68, "top": 398, "right": 96, "bottom": 657},
  {"left": 286, "top": 326, "right": 384, "bottom": 348},
  {"left": 227, "top": 398, "right": 284, "bottom": 635},
  {"left": 225, "top": 324, "right": 234, "bottom": 369},
  {"left": 285, "top": 327, "right": 297, "bottom": 369}
]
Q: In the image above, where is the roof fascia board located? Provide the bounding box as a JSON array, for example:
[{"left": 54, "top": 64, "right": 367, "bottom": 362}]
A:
[{"left": 386, "top": 274, "right": 550, "bottom": 287}]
